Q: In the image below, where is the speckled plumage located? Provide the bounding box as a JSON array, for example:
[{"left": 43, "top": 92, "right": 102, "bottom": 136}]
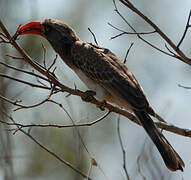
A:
[
  {"left": 70, "top": 41, "right": 149, "bottom": 111},
  {"left": 15, "top": 19, "right": 185, "bottom": 171}
]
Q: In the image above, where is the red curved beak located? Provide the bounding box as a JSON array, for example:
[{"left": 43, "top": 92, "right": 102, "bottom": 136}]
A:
[{"left": 13, "top": 21, "right": 45, "bottom": 40}]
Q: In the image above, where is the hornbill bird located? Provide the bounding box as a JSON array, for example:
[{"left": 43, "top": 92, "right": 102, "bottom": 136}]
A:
[{"left": 13, "top": 19, "right": 184, "bottom": 171}]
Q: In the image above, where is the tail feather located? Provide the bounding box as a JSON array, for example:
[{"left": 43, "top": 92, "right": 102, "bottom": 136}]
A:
[{"left": 134, "top": 110, "right": 185, "bottom": 171}]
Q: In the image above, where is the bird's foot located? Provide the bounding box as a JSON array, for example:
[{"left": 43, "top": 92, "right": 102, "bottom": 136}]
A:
[
  {"left": 97, "top": 100, "right": 107, "bottom": 111},
  {"left": 82, "top": 90, "right": 96, "bottom": 102}
]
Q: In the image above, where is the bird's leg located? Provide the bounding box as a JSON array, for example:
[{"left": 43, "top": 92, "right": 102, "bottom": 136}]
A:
[
  {"left": 82, "top": 90, "right": 106, "bottom": 111},
  {"left": 82, "top": 90, "right": 96, "bottom": 102},
  {"left": 97, "top": 100, "right": 107, "bottom": 111}
]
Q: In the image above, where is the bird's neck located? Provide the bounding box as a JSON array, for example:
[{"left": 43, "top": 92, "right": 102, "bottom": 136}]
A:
[{"left": 49, "top": 40, "right": 73, "bottom": 61}]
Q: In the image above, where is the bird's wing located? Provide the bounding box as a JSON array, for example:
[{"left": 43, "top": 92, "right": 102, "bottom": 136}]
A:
[{"left": 71, "top": 41, "right": 149, "bottom": 110}]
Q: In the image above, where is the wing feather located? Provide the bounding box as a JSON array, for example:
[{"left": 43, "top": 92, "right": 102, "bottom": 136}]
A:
[{"left": 71, "top": 41, "right": 149, "bottom": 110}]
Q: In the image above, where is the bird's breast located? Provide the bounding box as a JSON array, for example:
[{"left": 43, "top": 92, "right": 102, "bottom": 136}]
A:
[{"left": 74, "top": 69, "right": 108, "bottom": 101}]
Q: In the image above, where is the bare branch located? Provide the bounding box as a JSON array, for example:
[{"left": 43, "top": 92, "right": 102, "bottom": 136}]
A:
[
  {"left": 5, "top": 54, "right": 24, "bottom": 60},
  {"left": 178, "top": 84, "right": 191, "bottom": 89},
  {"left": 118, "top": 0, "right": 191, "bottom": 64},
  {"left": 0, "top": 93, "right": 49, "bottom": 111},
  {"left": 108, "top": 22, "right": 156, "bottom": 40},
  {"left": 47, "top": 54, "right": 58, "bottom": 72},
  {"left": 0, "top": 110, "right": 111, "bottom": 130},
  {"left": 164, "top": 44, "right": 181, "bottom": 59},
  {"left": 156, "top": 121, "right": 191, "bottom": 138},
  {"left": 117, "top": 116, "right": 130, "bottom": 180},
  {"left": 88, "top": 28, "right": 98, "bottom": 45},
  {"left": 123, "top": 42, "right": 134, "bottom": 64},
  {"left": 0, "top": 73, "right": 51, "bottom": 90},
  {"left": 177, "top": 10, "right": 191, "bottom": 48},
  {"left": 139, "top": 37, "right": 182, "bottom": 60},
  {"left": 1, "top": 105, "right": 191, "bottom": 140},
  {"left": 0, "top": 32, "right": 8, "bottom": 39},
  {"left": 0, "top": 33, "right": 9, "bottom": 43},
  {"left": 0, "top": 61, "right": 50, "bottom": 82},
  {"left": 112, "top": 0, "right": 183, "bottom": 60},
  {"left": 41, "top": 42, "right": 47, "bottom": 68},
  {"left": 112, "top": 0, "right": 136, "bottom": 33}
]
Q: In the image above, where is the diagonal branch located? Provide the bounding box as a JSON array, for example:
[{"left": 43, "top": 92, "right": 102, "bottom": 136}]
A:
[
  {"left": 177, "top": 10, "right": 191, "bottom": 48},
  {"left": 0, "top": 61, "right": 50, "bottom": 82},
  {"left": 118, "top": 0, "right": 191, "bottom": 65},
  {"left": 111, "top": 0, "right": 182, "bottom": 61},
  {"left": 88, "top": 28, "right": 99, "bottom": 45},
  {"left": 0, "top": 73, "right": 51, "bottom": 90}
]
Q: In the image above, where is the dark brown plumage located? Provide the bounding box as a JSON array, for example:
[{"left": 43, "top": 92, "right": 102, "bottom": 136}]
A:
[{"left": 14, "top": 19, "right": 185, "bottom": 171}]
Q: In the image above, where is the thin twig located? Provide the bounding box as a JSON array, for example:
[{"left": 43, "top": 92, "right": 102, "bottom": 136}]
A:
[
  {"left": 118, "top": 0, "right": 191, "bottom": 64},
  {"left": 0, "top": 61, "right": 50, "bottom": 82},
  {"left": 140, "top": 36, "right": 182, "bottom": 60},
  {"left": 41, "top": 42, "right": 47, "bottom": 68},
  {"left": 113, "top": 0, "right": 136, "bottom": 33},
  {"left": 1, "top": 91, "right": 191, "bottom": 138},
  {"left": 112, "top": 0, "right": 182, "bottom": 60},
  {"left": 178, "top": 84, "right": 191, "bottom": 89},
  {"left": 123, "top": 42, "right": 134, "bottom": 64},
  {"left": 47, "top": 54, "right": 58, "bottom": 72},
  {"left": 108, "top": 22, "right": 156, "bottom": 40},
  {"left": 0, "top": 32, "right": 8, "bottom": 39},
  {"left": 0, "top": 111, "right": 111, "bottom": 129},
  {"left": 0, "top": 73, "right": 51, "bottom": 90},
  {"left": 88, "top": 28, "right": 98, "bottom": 45},
  {"left": 0, "top": 93, "right": 48, "bottom": 111},
  {"left": 177, "top": 10, "right": 191, "bottom": 48},
  {"left": 117, "top": 116, "right": 130, "bottom": 180},
  {"left": 5, "top": 54, "right": 24, "bottom": 60},
  {"left": 110, "top": 32, "right": 126, "bottom": 39},
  {"left": 49, "top": 98, "right": 111, "bottom": 126},
  {"left": 164, "top": 44, "right": 180, "bottom": 59},
  {"left": 0, "top": 34, "right": 9, "bottom": 43},
  {"left": 0, "top": 85, "right": 57, "bottom": 112},
  {"left": 13, "top": 98, "right": 48, "bottom": 111}
]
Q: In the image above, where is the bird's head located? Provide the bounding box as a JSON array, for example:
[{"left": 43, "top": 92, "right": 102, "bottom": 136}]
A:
[{"left": 13, "top": 19, "right": 80, "bottom": 55}]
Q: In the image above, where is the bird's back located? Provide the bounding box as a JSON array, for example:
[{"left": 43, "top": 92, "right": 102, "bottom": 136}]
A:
[{"left": 71, "top": 41, "right": 150, "bottom": 111}]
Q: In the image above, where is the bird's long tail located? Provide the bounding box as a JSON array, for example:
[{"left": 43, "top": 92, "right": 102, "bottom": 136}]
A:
[{"left": 134, "top": 110, "right": 185, "bottom": 171}]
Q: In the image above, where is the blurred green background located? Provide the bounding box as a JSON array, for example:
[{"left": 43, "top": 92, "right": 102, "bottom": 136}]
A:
[{"left": 0, "top": 0, "right": 191, "bottom": 179}]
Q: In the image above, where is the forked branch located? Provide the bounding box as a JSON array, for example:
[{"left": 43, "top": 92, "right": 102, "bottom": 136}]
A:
[{"left": 117, "top": 0, "right": 191, "bottom": 65}]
